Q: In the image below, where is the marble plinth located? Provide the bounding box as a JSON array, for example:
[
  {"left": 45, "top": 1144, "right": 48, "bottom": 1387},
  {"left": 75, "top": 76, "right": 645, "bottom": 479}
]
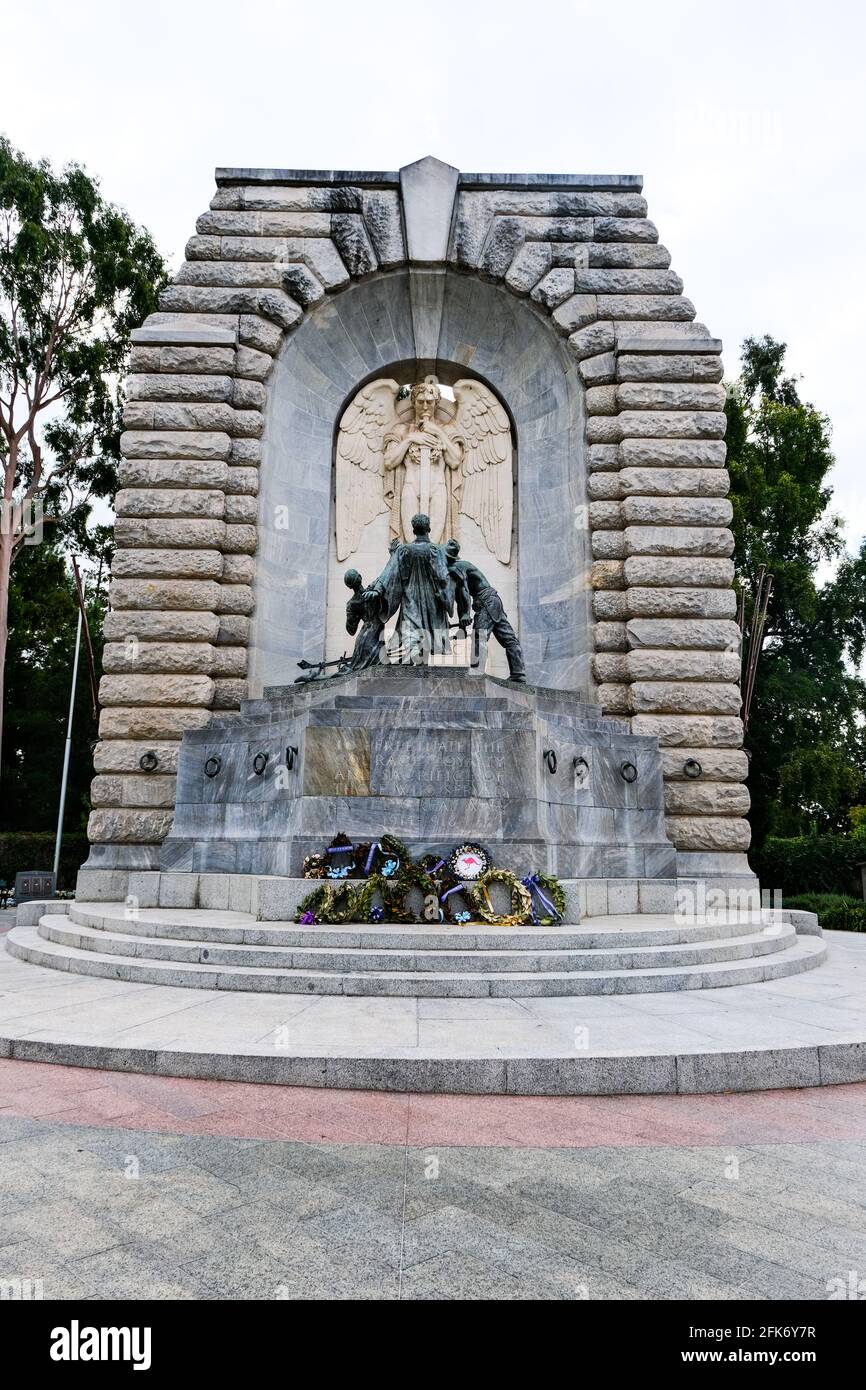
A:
[{"left": 158, "top": 666, "right": 678, "bottom": 880}]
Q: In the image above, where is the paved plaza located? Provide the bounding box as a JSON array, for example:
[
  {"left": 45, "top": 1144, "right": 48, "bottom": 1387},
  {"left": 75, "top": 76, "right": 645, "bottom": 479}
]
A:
[{"left": 1, "top": 1057, "right": 865, "bottom": 1300}]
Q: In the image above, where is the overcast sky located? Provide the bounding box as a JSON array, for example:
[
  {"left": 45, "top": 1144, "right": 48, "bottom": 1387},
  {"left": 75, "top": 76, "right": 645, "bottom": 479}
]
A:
[{"left": 5, "top": 0, "right": 864, "bottom": 555}]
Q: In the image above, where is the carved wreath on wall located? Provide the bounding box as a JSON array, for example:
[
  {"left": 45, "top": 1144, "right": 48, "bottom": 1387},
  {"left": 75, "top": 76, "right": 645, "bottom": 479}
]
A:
[{"left": 335, "top": 375, "right": 513, "bottom": 564}]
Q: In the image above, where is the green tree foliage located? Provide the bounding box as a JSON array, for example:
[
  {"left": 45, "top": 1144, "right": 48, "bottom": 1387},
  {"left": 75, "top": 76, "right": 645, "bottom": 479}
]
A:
[
  {"left": 0, "top": 135, "right": 167, "bottom": 772},
  {"left": 726, "top": 336, "right": 866, "bottom": 842},
  {"left": 0, "top": 540, "right": 104, "bottom": 834}
]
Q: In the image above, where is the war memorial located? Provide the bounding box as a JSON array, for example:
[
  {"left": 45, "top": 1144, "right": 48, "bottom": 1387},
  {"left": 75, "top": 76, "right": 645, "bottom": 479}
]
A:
[{"left": 4, "top": 158, "right": 862, "bottom": 1096}]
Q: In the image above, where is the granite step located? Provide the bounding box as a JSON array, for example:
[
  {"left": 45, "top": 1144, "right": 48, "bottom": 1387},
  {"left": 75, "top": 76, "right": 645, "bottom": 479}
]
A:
[
  {"left": 39, "top": 917, "right": 798, "bottom": 974},
  {"left": 67, "top": 903, "right": 773, "bottom": 951},
  {"left": 6, "top": 921, "right": 826, "bottom": 997}
]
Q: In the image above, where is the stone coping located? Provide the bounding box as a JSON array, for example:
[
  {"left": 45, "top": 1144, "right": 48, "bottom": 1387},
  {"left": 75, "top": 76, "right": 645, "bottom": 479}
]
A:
[{"left": 213, "top": 166, "right": 644, "bottom": 192}]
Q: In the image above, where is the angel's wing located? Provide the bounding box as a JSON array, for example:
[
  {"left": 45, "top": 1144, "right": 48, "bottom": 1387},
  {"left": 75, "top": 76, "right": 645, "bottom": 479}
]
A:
[
  {"left": 453, "top": 379, "right": 513, "bottom": 564},
  {"left": 335, "top": 379, "right": 401, "bottom": 561}
]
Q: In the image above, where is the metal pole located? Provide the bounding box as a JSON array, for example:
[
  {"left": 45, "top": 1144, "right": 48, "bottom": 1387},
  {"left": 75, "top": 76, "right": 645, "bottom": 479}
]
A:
[{"left": 53, "top": 606, "right": 83, "bottom": 881}]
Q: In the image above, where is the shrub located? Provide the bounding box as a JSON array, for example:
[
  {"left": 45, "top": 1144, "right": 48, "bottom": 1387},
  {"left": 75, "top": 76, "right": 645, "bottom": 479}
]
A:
[
  {"left": 753, "top": 834, "right": 865, "bottom": 898},
  {"left": 784, "top": 893, "right": 866, "bottom": 932},
  {"left": 0, "top": 832, "right": 90, "bottom": 893}
]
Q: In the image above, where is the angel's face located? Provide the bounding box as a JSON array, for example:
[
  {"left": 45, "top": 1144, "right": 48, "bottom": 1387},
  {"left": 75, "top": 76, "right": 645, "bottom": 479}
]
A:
[{"left": 413, "top": 382, "right": 438, "bottom": 421}]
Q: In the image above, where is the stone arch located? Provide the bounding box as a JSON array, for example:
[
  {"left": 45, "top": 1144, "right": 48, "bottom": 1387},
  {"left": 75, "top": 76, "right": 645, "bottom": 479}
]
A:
[
  {"left": 251, "top": 267, "right": 589, "bottom": 695},
  {"left": 87, "top": 157, "right": 750, "bottom": 888}
]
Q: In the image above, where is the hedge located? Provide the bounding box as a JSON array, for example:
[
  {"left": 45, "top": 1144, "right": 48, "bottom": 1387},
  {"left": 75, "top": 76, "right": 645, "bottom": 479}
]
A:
[
  {"left": 783, "top": 893, "right": 866, "bottom": 932},
  {"left": 752, "top": 834, "right": 866, "bottom": 899},
  {"left": 0, "top": 833, "right": 90, "bottom": 893}
]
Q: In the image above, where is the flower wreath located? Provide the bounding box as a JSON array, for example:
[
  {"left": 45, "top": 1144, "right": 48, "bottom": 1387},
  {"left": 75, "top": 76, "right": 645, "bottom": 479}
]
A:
[
  {"left": 468, "top": 868, "right": 533, "bottom": 927},
  {"left": 295, "top": 881, "right": 356, "bottom": 925},
  {"left": 520, "top": 873, "right": 567, "bottom": 925}
]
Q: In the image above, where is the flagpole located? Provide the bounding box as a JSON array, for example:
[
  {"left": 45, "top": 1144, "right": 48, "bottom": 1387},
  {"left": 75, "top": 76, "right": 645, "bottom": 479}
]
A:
[{"left": 53, "top": 605, "right": 83, "bottom": 882}]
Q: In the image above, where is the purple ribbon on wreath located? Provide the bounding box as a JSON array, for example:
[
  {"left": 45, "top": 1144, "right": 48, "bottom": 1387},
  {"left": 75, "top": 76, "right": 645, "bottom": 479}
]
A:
[
  {"left": 521, "top": 874, "right": 562, "bottom": 924},
  {"left": 327, "top": 842, "right": 354, "bottom": 855},
  {"left": 364, "top": 841, "right": 400, "bottom": 877}
]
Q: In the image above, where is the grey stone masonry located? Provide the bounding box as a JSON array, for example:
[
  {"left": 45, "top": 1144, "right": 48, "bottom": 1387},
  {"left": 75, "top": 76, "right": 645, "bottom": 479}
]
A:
[{"left": 87, "top": 156, "right": 750, "bottom": 884}]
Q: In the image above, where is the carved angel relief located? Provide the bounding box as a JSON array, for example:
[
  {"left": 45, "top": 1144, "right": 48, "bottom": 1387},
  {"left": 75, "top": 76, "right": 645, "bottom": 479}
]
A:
[{"left": 335, "top": 375, "right": 513, "bottom": 564}]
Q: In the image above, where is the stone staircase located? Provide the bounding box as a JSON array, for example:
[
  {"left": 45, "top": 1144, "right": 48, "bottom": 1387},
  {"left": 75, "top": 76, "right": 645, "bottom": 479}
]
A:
[{"left": 6, "top": 903, "right": 826, "bottom": 999}]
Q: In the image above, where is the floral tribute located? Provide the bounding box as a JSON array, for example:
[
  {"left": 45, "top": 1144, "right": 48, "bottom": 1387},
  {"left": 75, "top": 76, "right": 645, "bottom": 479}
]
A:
[{"left": 294, "top": 833, "right": 566, "bottom": 928}]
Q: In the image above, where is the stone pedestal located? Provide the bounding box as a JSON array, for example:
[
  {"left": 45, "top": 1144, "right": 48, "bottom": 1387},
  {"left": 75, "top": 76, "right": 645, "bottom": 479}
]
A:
[{"left": 157, "top": 665, "right": 678, "bottom": 881}]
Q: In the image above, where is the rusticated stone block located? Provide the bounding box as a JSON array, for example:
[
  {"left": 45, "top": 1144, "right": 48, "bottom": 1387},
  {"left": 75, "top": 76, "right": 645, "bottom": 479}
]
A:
[
  {"left": 579, "top": 352, "right": 617, "bottom": 385},
  {"left": 664, "top": 781, "right": 750, "bottom": 816},
  {"left": 331, "top": 213, "right": 378, "bottom": 277},
  {"left": 567, "top": 321, "right": 615, "bottom": 360},
  {"left": 617, "top": 354, "right": 723, "bottom": 383},
  {"left": 627, "top": 618, "right": 741, "bottom": 650},
  {"left": 98, "top": 707, "right": 212, "bottom": 739},
  {"left": 590, "top": 560, "right": 626, "bottom": 591},
  {"left": 618, "top": 410, "right": 726, "bottom": 440},
  {"left": 597, "top": 295, "right": 695, "bottom": 322},
  {"left": 592, "top": 653, "right": 629, "bottom": 681},
  {"left": 222, "top": 554, "right": 255, "bottom": 583},
  {"left": 238, "top": 314, "right": 283, "bottom": 354},
  {"left": 159, "top": 284, "right": 302, "bottom": 329},
  {"left": 129, "top": 345, "right": 236, "bottom": 375},
  {"left": 119, "top": 775, "right": 179, "bottom": 810},
  {"left": 196, "top": 210, "right": 332, "bottom": 237},
  {"left": 118, "top": 459, "right": 229, "bottom": 489},
  {"left": 115, "top": 490, "right": 225, "bottom": 520},
  {"left": 624, "top": 526, "right": 734, "bottom": 558},
  {"left": 625, "top": 588, "right": 737, "bottom": 619},
  {"left": 225, "top": 467, "right": 259, "bottom": 496},
  {"left": 588, "top": 443, "right": 620, "bottom": 472},
  {"left": 591, "top": 530, "right": 627, "bottom": 559},
  {"left": 102, "top": 642, "right": 217, "bottom": 675},
  {"left": 552, "top": 294, "right": 597, "bottom": 334},
  {"left": 624, "top": 557, "right": 735, "bottom": 587},
  {"left": 212, "top": 677, "right": 247, "bottom": 708},
  {"left": 217, "top": 615, "right": 250, "bottom": 645},
  {"left": 230, "top": 438, "right": 261, "bottom": 464},
  {"left": 127, "top": 373, "right": 234, "bottom": 403},
  {"left": 93, "top": 740, "right": 182, "bottom": 775},
  {"left": 235, "top": 345, "right": 273, "bottom": 381},
  {"left": 111, "top": 549, "right": 223, "bottom": 580},
  {"left": 530, "top": 267, "right": 575, "bottom": 308},
  {"left": 588, "top": 502, "right": 623, "bottom": 529},
  {"left": 585, "top": 385, "right": 618, "bottom": 416},
  {"left": 619, "top": 467, "right": 729, "bottom": 498},
  {"left": 587, "top": 473, "right": 623, "bottom": 500},
  {"left": 103, "top": 611, "right": 220, "bottom": 643},
  {"left": 574, "top": 269, "right": 682, "bottom": 295},
  {"left": 211, "top": 647, "right": 247, "bottom": 677},
  {"left": 627, "top": 650, "right": 741, "bottom": 682},
  {"left": 88, "top": 809, "right": 175, "bottom": 844},
  {"left": 621, "top": 497, "right": 733, "bottom": 527},
  {"left": 617, "top": 383, "right": 726, "bottom": 411},
  {"left": 505, "top": 242, "right": 552, "bottom": 294},
  {"left": 109, "top": 579, "right": 222, "bottom": 612},
  {"left": 660, "top": 748, "right": 749, "bottom": 781},
  {"left": 630, "top": 681, "right": 741, "bottom": 715},
  {"left": 120, "top": 431, "right": 230, "bottom": 461},
  {"left": 90, "top": 775, "right": 123, "bottom": 807},
  {"left": 631, "top": 714, "right": 743, "bottom": 747},
  {"left": 619, "top": 438, "right": 727, "bottom": 468},
  {"left": 99, "top": 674, "right": 215, "bottom": 707},
  {"left": 594, "top": 621, "right": 629, "bottom": 651},
  {"left": 587, "top": 242, "right": 671, "bottom": 268},
  {"left": 666, "top": 815, "right": 751, "bottom": 851},
  {"left": 216, "top": 585, "right": 255, "bottom": 615},
  {"left": 223, "top": 524, "right": 257, "bottom": 554},
  {"left": 593, "top": 217, "right": 658, "bottom": 242},
  {"left": 595, "top": 683, "right": 630, "bottom": 713},
  {"left": 115, "top": 519, "right": 226, "bottom": 550},
  {"left": 592, "top": 591, "right": 628, "bottom": 619},
  {"left": 224, "top": 495, "right": 257, "bottom": 523}
]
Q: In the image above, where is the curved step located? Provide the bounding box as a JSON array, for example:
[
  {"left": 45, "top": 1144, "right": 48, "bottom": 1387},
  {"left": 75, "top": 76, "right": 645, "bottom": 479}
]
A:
[
  {"left": 68, "top": 903, "right": 776, "bottom": 951},
  {"left": 7, "top": 921, "right": 827, "bottom": 998},
  {"left": 41, "top": 917, "right": 799, "bottom": 974}
]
